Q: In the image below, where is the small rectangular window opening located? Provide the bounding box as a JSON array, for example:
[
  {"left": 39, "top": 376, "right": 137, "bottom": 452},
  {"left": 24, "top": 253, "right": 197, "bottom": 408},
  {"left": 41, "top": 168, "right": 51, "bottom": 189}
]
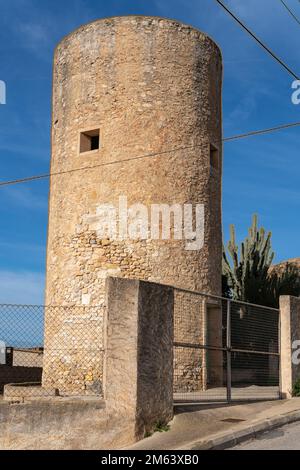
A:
[
  {"left": 210, "top": 144, "right": 219, "bottom": 170},
  {"left": 80, "top": 129, "right": 100, "bottom": 153}
]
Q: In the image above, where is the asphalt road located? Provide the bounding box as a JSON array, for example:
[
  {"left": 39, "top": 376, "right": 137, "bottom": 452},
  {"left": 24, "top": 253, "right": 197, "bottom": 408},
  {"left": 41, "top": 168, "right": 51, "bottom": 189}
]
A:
[{"left": 232, "top": 422, "right": 300, "bottom": 450}]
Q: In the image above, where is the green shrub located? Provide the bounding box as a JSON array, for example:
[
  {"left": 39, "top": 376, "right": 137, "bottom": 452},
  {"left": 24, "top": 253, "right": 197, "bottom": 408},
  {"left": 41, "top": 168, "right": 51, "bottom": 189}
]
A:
[
  {"left": 293, "top": 378, "right": 300, "bottom": 397},
  {"left": 144, "top": 421, "right": 170, "bottom": 439},
  {"left": 153, "top": 421, "right": 170, "bottom": 433}
]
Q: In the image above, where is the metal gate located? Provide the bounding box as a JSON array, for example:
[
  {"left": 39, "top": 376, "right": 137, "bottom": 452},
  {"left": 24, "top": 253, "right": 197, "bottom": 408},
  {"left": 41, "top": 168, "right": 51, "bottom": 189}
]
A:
[{"left": 173, "top": 288, "right": 280, "bottom": 404}]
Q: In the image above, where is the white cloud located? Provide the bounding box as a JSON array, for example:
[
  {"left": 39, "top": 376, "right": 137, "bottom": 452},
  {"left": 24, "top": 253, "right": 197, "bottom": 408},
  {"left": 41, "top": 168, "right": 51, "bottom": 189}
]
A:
[
  {"left": 3, "top": 186, "right": 48, "bottom": 210},
  {"left": 15, "top": 21, "right": 52, "bottom": 59},
  {"left": 19, "top": 22, "right": 49, "bottom": 44},
  {"left": 0, "top": 270, "right": 45, "bottom": 304},
  {"left": 225, "top": 84, "right": 274, "bottom": 126}
]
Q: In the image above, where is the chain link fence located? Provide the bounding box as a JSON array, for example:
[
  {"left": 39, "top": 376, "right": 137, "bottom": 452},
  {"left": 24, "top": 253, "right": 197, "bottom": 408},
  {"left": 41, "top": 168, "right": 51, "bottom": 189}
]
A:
[{"left": 0, "top": 304, "right": 105, "bottom": 397}]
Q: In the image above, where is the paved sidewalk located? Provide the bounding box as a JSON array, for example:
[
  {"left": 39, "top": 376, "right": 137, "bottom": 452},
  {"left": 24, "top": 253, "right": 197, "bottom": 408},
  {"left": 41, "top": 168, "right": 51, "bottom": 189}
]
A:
[{"left": 128, "top": 399, "right": 300, "bottom": 450}]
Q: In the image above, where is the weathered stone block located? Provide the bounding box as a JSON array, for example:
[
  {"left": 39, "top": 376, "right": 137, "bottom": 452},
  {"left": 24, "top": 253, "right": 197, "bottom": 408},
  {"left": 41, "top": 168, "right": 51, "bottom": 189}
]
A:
[
  {"left": 280, "top": 296, "right": 300, "bottom": 398},
  {"left": 104, "top": 276, "right": 174, "bottom": 440}
]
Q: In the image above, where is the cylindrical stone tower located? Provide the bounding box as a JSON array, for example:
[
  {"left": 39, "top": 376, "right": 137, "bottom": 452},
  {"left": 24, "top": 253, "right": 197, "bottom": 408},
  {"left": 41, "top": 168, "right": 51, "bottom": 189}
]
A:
[{"left": 43, "top": 16, "right": 223, "bottom": 394}]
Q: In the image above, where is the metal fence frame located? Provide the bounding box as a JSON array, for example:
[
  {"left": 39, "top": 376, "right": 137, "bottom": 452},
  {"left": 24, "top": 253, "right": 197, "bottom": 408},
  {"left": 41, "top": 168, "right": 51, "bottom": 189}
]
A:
[{"left": 173, "top": 287, "right": 280, "bottom": 405}]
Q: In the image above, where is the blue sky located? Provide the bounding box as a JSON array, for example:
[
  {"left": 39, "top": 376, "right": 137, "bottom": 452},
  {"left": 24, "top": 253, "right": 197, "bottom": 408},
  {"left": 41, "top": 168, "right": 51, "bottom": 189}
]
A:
[{"left": 0, "top": 0, "right": 299, "bottom": 304}]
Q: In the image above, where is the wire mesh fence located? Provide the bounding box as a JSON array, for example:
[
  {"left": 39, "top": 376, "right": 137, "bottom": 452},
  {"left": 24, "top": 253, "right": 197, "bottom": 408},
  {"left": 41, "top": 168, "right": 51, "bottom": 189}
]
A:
[
  {"left": 173, "top": 289, "right": 280, "bottom": 404},
  {"left": 0, "top": 304, "right": 105, "bottom": 397},
  {"left": 0, "top": 290, "right": 280, "bottom": 404}
]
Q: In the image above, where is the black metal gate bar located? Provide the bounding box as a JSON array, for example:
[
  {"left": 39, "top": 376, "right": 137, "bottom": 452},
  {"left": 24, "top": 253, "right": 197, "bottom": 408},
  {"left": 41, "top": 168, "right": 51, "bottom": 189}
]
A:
[{"left": 226, "top": 299, "right": 231, "bottom": 403}]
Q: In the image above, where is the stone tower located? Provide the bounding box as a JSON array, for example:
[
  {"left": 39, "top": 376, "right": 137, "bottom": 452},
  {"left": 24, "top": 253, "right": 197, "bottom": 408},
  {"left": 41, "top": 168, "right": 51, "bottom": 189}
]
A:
[{"left": 43, "top": 16, "right": 223, "bottom": 394}]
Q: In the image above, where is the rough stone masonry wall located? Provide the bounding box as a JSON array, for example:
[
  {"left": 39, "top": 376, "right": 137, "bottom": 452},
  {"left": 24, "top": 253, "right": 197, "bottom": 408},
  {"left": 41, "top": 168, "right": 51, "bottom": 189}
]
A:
[
  {"left": 173, "top": 290, "right": 206, "bottom": 392},
  {"left": 43, "top": 16, "right": 223, "bottom": 394},
  {"left": 42, "top": 305, "right": 104, "bottom": 394}
]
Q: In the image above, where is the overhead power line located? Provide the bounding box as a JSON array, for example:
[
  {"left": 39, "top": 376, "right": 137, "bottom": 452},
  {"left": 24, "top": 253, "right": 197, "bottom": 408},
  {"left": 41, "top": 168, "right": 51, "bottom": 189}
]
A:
[
  {"left": 215, "top": 0, "right": 300, "bottom": 80},
  {"left": 222, "top": 120, "right": 300, "bottom": 141},
  {"left": 279, "top": 0, "right": 300, "bottom": 26},
  {"left": 0, "top": 121, "right": 300, "bottom": 188}
]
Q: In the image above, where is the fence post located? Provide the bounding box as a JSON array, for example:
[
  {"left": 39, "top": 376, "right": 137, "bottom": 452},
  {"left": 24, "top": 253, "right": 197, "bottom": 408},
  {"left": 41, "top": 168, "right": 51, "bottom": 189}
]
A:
[
  {"left": 226, "top": 300, "right": 232, "bottom": 403},
  {"left": 279, "top": 295, "right": 300, "bottom": 399},
  {"left": 104, "top": 277, "right": 174, "bottom": 446}
]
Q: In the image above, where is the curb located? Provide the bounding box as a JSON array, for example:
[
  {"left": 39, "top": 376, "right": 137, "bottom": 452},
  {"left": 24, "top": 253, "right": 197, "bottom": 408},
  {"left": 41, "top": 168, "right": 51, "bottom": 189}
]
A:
[{"left": 182, "top": 410, "right": 300, "bottom": 450}]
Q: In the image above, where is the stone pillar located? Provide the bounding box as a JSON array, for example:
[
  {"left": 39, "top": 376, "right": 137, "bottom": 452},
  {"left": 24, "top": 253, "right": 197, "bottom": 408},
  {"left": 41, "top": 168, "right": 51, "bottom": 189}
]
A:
[
  {"left": 279, "top": 296, "right": 300, "bottom": 398},
  {"left": 104, "top": 277, "right": 174, "bottom": 444}
]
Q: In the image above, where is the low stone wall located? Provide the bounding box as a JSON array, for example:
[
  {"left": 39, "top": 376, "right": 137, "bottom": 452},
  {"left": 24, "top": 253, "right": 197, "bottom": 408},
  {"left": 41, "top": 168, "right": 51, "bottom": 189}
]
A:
[
  {"left": 13, "top": 349, "right": 43, "bottom": 368},
  {"left": 0, "top": 366, "right": 42, "bottom": 393},
  {"left": 0, "top": 349, "right": 43, "bottom": 393},
  {"left": 0, "top": 398, "right": 128, "bottom": 450}
]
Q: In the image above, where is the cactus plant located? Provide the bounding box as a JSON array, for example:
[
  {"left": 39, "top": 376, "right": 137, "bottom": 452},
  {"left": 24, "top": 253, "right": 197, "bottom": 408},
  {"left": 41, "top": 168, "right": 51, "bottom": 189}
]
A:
[{"left": 223, "top": 215, "right": 300, "bottom": 307}]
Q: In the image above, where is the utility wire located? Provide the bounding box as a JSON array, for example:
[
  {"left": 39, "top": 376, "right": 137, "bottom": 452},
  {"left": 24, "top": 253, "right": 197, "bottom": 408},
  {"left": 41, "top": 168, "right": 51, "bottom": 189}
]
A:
[
  {"left": 1, "top": 3, "right": 298, "bottom": 189},
  {"left": 222, "top": 120, "right": 300, "bottom": 141},
  {"left": 0, "top": 121, "right": 300, "bottom": 188},
  {"left": 279, "top": 0, "right": 300, "bottom": 26},
  {"left": 215, "top": 0, "right": 300, "bottom": 80}
]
